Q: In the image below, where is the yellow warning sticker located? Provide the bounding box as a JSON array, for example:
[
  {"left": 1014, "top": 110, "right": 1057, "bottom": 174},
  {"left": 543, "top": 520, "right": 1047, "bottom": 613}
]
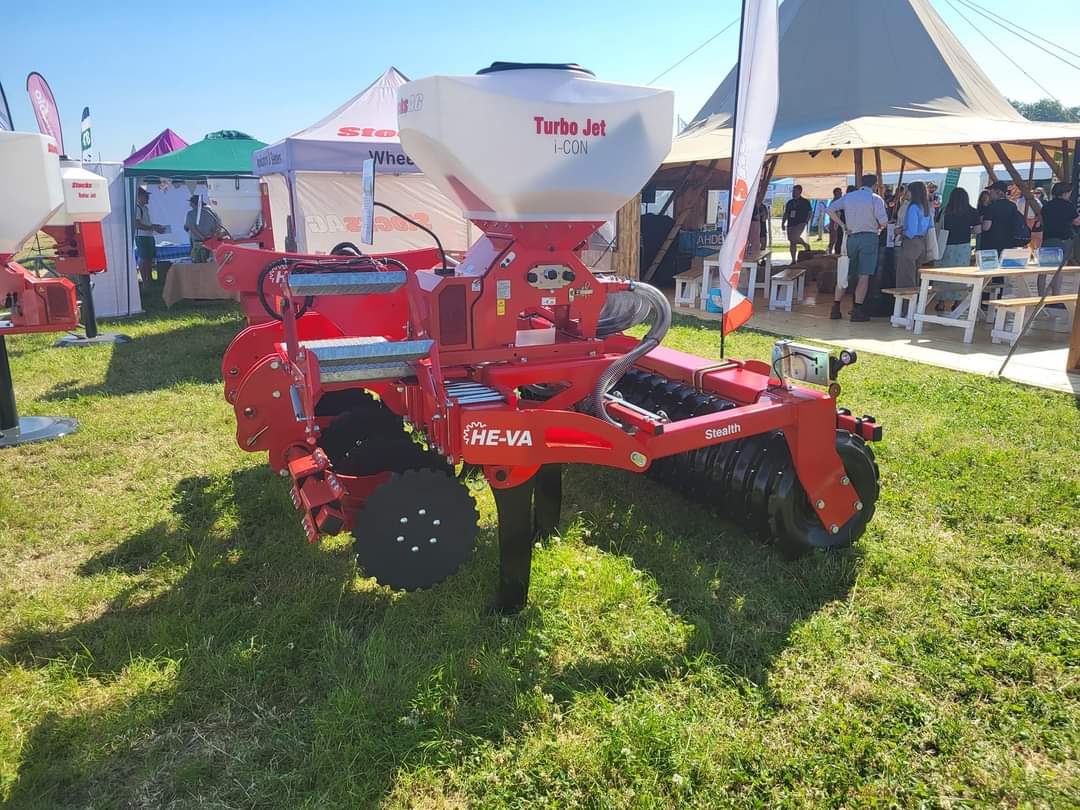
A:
[{"left": 496, "top": 299, "right": 506, "bottom": 316}]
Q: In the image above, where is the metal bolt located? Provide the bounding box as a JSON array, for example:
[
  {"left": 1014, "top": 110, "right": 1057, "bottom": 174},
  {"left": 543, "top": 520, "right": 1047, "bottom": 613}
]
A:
[
  {"left": 830, "top": 524, "right": 840, "bottom": 534},
  {"left": 243, "top": 407, "right": 255, "bottom": 417},
  {"left": 418, "top": 509, "right": 427, "bottom": 515},
  {"left": 815, "top": 499, "right": 825, "bottom": 509},
  {"left": 429, "top": 537, "right": 437, "bottom": 544},
  {"left": 396, "top": 535, "right": 405, "bottom": 543},
  {"left": 270, "top": 360, "right": 280, "bottom": 370},
  {"left": 854, "top": 500, "right": 863, "bottom": 511},
  {"left": 411, "top": 546, "right": 419, "bottom": 553},
  {"left": 433, "top": 519, "right": 441, "bottom": 526},
  {"left": 229, "top": 368, "right": 238, "bottom": 376},
  {"left": 400, "top": 517, "right": 408, "bottom": 524},
  {"left": 279, "top": 469, "right": 288, "bottom": 477},
  {"left": 841, "top": 476, "right": 850, "bottom": 485},
  {"left": 272, "top": 390, "right": 281, "bottom": 399}
]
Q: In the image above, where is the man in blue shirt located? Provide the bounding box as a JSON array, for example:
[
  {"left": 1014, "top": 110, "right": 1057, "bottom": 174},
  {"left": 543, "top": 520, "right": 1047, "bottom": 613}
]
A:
[{"left": 827, "top": 174, "right": 888, "bottom": 322}]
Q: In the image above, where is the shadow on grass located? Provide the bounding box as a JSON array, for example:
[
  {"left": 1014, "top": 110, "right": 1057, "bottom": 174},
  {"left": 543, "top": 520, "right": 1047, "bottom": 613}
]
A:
[
  {"left": 2, "top": 462, "right": 856, "bottom": 806},
  {"left": 40, "top": 313, "right": 240, "bottom": 402},
  {"left": 562, "top": 465, "right": 860, "bottom": 686}
]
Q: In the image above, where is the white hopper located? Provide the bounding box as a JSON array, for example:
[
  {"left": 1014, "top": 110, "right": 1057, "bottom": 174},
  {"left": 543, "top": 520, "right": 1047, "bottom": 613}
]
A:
[
  {"left": 0, "top": 131, "right": 64, "bottom": 257},
  {"left": 397, "top": 65, "right": 673, "bottom": 222},
  {"left": 48, "top": 161, "right": 112, "bottom": 226}
]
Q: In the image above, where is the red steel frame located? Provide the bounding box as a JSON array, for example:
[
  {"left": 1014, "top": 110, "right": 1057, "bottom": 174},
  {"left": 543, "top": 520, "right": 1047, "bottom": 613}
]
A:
[{"left": 216, "top": 217, "right": 881, "bottom": 542}]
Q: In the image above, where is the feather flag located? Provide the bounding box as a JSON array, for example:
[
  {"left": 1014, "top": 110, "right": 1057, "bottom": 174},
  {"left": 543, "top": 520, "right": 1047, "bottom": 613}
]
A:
[
  {"left": 707, "top": 0, "right": 780, "bottom": 333},
  {"left": 80, "top": 106, "right": 92, "bottom": 160},
  {"left": 26, "top": 72, "right": 66, "bottom": 155}
]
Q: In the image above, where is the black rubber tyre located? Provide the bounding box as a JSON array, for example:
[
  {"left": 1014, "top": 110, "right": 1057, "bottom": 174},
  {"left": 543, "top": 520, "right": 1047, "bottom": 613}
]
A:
[
  {"left": 353, "top": 469, "right": 479, "bottom": 590},
  {"left": 768, "top": 430, "right": 880, "bottom": 558}
]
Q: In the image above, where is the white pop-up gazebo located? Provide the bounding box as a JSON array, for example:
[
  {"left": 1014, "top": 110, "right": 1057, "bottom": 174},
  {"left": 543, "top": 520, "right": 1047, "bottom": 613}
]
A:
[{"left": 253, "top": 67, "right": 474, "bottom": 255}]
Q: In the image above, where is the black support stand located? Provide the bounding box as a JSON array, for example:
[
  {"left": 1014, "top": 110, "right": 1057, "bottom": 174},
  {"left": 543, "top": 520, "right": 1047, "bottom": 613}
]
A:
[
  {"left": 0, "top": 335, "right": 78, "bottom": 448},
  {"left": 490, "top": 464, "right": 563, "bottom": 614},
  {"left": 54, "top": 275, "right": 131, "bottom": 347}
]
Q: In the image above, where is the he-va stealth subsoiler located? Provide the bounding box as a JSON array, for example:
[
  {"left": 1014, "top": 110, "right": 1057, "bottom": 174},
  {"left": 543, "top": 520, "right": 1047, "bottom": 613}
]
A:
[{"left": 214, "top": 63, "right": 881, "bottom": 612}]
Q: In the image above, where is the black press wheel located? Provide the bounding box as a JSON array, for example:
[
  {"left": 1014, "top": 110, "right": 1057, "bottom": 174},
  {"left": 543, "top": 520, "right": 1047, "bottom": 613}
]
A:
[
  {"left": 352, "top": 469, "right": 479, "bottom": 590},
  {"left": 768, "top": 430, "right": 879, "bottom": 558}
]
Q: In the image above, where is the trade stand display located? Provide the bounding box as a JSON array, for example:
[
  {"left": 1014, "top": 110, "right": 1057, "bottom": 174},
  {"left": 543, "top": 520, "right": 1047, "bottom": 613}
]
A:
[
  {"left": 124, "top": 131, "right": 266, "bottom": 304},
  {"left": 252, "top": 67, "right": 475, "bottom": 255}
]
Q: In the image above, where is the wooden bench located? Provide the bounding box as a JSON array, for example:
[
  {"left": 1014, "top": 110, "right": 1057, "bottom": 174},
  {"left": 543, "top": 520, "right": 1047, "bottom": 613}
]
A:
[
  {"left": 987, "top": 294, "right": 1077, "bottom": 345},
  {"left": 768, "top": 268, "right": 806, "bottom": 311},
  {"left": 881, "top": 287, "right": 921, "bottom": 329}
]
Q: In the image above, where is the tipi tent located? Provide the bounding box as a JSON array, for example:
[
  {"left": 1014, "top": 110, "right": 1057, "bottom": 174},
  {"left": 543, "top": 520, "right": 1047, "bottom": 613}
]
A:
[
  {"left": 253, "top": 67, "right": 474, "bottom": 255},
  {"left": 664, "top": 0, "right": 1080, "bottom": 177},
  {"left": 124, "top": 129, "right": 188, "bottom": 167}
]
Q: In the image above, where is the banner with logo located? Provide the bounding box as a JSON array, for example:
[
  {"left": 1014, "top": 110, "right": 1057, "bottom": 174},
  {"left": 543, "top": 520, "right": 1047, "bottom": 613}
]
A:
[
  {"left": 80, "top": 106, "right": 92, "bottom": 160},
  {"left": 679, "top": 228, "right": 725, "bottom": 256},
  {"left": 706, "top": 0, "right": 780, "bottom": 333},
  {"left": 293, "top": 171, "right": 472, "bottom": 255},
  {"left": 0, "top": 81, "right": 12, "bottom": 131},
  {"left": 26, "top": 72, "right": 65, "bottom": 155}
]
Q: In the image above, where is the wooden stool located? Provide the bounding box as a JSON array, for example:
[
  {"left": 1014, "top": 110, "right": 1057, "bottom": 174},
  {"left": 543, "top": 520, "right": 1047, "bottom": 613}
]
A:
[
  {"left": 673, "top": 269, "right": 701, "bottom": 308},
  {"left": 768, "top": 268, "right": 806, "bottom": 312},
  {"left": 882, "top": 287, "right": 920, "bottom": 329}
]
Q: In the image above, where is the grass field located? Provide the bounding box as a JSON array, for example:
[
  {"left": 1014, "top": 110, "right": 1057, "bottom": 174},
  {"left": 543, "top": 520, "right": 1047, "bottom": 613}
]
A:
[{"left": 1, "top": 294, "right": 1078, "bottom": 808}]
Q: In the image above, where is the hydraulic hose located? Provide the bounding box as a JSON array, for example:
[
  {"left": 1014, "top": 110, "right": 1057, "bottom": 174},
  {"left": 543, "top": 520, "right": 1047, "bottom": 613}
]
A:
[{"left": 590, "top": 280, "right": 671, "bottom": 428}]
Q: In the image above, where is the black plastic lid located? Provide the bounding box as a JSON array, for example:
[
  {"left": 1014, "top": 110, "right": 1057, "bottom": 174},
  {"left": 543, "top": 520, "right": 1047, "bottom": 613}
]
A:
[{"left": 476, "top": 62, "right": 595, "bottom": 77}]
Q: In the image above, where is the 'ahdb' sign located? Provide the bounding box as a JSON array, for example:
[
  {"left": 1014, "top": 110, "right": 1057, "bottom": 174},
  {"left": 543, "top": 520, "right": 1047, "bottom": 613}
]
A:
[{"left": 679, "top": 227, "right": 725, "bottom": 256}]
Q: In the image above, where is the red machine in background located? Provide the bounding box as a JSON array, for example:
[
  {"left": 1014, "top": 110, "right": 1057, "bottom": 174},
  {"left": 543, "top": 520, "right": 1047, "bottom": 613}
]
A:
[
  {"left": 44, "top": 161, "right": 130, "bottom": 347},
  {"left": 216, "top": 64, "right": 882, "bottom": 613},
  {"left": 1, "top": 130, "right": 81, "bottom": 446}
]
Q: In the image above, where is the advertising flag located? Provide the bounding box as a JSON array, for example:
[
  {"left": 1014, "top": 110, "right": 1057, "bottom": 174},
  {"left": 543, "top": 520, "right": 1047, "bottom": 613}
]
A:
[
  {"left": 26, "top": 72, "right": 66, "bottom": 155},
  {"left": 707, "top": 0, "right": 780, "bottom": 333},
  {"left": 81, "top": 106, "right": 92, "bottom": 159},
  {"left": 0, "top": 81, "right": 12, "bottom": 131}
]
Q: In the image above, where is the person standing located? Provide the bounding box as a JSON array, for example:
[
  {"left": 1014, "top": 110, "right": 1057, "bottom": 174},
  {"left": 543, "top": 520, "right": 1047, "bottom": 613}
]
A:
[
  {"left": 1028, "top": 187, "right": 1046, "bottom": 254},
  {"left": 980, "top": 181, "right": 1024, "bottom": 255},
  {"left": 781, "top": 185, "right": 812, "bottom": 262},
  {"left": 134, "top": 187, "right": 165, "bottom": 284},
  {"left": 927, "top": 181, "right": 942, "bottom": 215},
  {"left": 827, "top": 187, "right": 844, "bottom": 255},
  {"left": 896, "top": 181, "right": 934, "bottom": 288},
  {"left": 827, "top": 173, "right": 888, "bottom": 322},
  {"left": 184, "top": 195, "right": 223, "bottom": 263},
  {"left": 940, "top": 187, "right": 981, "bottom": 268},
  {"left": 1037, "top": 182, "right": 1080, "bottom": 295}
]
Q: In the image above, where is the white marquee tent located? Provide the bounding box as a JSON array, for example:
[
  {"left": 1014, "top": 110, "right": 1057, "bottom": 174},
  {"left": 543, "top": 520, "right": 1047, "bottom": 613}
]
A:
[{"left": 253, "top": 67, "right": 474, "bottom": 255}]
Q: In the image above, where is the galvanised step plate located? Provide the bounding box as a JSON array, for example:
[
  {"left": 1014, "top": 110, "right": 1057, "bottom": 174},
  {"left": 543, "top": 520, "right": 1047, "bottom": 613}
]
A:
[
  {"left": 319, "top": 361, "right": 418, "bottom": 383},
  {"left": 286, "top": 271, "right": 406, "bottom": 297},
  {"left": 300, "top": 337, "right": 433, "bottom": 366}
]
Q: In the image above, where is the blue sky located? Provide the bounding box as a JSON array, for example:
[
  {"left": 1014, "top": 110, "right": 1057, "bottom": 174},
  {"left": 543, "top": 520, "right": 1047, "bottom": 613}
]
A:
[{"left": 4, "top": 0, "right": 1079, "bottom": 160}]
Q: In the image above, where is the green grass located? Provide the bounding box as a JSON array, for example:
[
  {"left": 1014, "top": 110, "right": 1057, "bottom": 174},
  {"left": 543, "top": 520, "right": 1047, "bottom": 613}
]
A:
[{"left": 1, "top": 295, "right": 1077, "bottom": 808}]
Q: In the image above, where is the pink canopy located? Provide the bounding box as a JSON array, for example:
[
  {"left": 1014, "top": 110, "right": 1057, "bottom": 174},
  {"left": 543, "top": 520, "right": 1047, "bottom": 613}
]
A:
[{"left": 124, "top": 128, "right": 188, "bottom": 167}]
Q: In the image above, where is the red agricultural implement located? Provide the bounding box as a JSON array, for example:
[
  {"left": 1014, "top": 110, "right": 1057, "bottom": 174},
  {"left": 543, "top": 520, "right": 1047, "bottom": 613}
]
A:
[
  {"left": 1, "top": 131, "right": 89, "bottom": 446},
  {"left": 216, "top": 64, "right": 881, "bottom": 612}
]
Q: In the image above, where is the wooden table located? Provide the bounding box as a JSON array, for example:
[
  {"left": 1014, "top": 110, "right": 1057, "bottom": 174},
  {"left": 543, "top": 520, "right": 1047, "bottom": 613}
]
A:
[
  {"left": 162, "top": 261, "right": 239, "bottom": 307},
  {"left": 913, "top": 265, "right": 1080, "bottom": 344}
]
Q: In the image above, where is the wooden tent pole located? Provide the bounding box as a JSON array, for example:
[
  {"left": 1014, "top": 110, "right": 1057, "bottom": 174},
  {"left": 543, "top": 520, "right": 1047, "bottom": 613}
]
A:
[
  {"left": 991, "top": 143, "right": 1042, "bottom": 216},
  {"left": 1032, "top": 143, "right": 1064, "bottom": 181},
  {"left": 1021, "top": 145, "right": 1037, "bottom": 220},
  {"left": 642, "top": 159, "right": 719, "bottom": 283},
  {"left": 656, "top": 162, "right": 697, "bottom": 219},
  {"left": 1061, "top": 140, "right": 1071, "bottom": 181},
  {"left": 883, "top": 147, "right": 929, "bottom": 172},
  {"left": 874, "top": 148, "right": 883, "bottom": 191},
  {"left": 853, "top": 149, "right": 864, "bottom": 182},
  {"left": 973, "top": 144, "right": 998, "bottom": 182}
]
